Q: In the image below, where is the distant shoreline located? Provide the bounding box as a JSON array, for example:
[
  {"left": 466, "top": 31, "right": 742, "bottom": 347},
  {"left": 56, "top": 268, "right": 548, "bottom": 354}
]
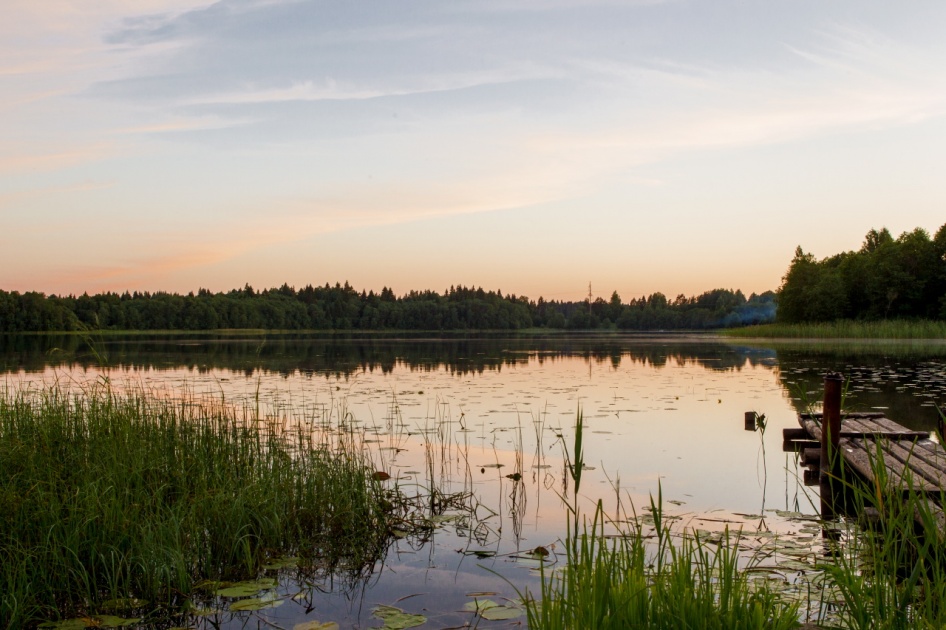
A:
[{"left": 721, "top": 320, "right": 946, "bottom": 340}]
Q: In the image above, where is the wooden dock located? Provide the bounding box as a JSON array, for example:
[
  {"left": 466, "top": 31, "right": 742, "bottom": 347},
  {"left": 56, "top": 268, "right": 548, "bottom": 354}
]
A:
[
  {"left": 781, "top": 400, "right": 946, "bottom": 529},
  {"left": 791, "top": 412, "right": 946, "bottom": 491}
]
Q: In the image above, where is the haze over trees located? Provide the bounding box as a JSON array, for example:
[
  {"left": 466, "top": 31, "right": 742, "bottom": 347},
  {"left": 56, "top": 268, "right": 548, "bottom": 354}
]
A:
[
  {"left": 0, "top": 283, "right": 775, "bottom": 333},
  {"left": 777, "top": 224, "right": 946, "bottom": 323}
]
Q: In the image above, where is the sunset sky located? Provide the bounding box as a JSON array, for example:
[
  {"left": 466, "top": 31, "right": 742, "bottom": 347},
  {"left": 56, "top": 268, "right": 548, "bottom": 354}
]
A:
[{"left": 2, "top": 1, "right": 945, "bottom": 302}]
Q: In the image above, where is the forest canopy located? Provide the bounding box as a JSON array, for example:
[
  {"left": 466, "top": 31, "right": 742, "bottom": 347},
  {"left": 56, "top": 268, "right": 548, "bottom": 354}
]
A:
[
  {"left": 777, "top": 224, "right": 946, "bottom": 323},
  {"left": 0, "top": 283, "right": 775, "bottom": 333}
]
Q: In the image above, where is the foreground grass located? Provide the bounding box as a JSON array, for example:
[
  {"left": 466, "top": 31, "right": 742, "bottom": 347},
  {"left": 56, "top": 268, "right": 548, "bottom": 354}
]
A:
[
  {"left": 526, "top": 412, "right": 801, "bottom": 629},
  {"left": 817, "top": 451, "right": 946, "bottom": 629},
  {"left": 0, "top": 385, "right": 393, "bottom": 628},
  {"left": 723, "top": 319, "right": 946, "bottom": 339},
  {"left": 525, "top": 497, "right": 801, "bottom": 630}
]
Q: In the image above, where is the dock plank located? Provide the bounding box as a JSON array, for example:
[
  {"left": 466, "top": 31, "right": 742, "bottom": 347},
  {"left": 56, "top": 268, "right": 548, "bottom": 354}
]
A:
[{"left": 796, "top": 410, "right": 946, "bottom": 536}]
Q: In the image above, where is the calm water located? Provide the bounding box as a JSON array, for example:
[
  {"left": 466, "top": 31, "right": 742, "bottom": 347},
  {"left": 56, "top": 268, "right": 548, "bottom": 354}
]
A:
[{"left": 4, "top": 332, "right": 946, "bottom": 628}]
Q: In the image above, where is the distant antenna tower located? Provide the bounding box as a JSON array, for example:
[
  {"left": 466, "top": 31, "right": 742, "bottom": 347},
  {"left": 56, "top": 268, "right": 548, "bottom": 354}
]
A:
[{"left": 588, "top": 282, "right": 593, "bottom": 315}]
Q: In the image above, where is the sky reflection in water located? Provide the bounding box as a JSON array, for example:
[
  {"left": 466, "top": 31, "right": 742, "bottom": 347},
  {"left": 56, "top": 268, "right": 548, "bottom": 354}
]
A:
[{"left": 4, "top": 334, "right": 946, "bottom": 627}]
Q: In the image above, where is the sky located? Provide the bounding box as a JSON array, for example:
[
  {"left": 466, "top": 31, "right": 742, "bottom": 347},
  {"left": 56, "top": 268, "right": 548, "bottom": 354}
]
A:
[{"left": 2, "top": 0, "right": 945, "bottom": 302}]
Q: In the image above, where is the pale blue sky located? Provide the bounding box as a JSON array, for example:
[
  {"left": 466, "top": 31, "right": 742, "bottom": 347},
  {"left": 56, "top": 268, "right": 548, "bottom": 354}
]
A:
[{"left": 2, "top": 0, "right": 945, "bottom": 300}]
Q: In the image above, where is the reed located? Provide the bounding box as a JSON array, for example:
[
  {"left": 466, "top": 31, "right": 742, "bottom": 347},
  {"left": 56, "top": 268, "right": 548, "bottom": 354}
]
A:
[
  {"left": 0, "top": 384, "right": 394, "bottom": 628},
  {"left": 723, "top": 319, "right": 946, "bottom": 339},
  {"left": 525, "top": 412, "right": 800, "bottom": 629},
  {"left": 816, "top": 442, "right": 946, "bottom": 628}
]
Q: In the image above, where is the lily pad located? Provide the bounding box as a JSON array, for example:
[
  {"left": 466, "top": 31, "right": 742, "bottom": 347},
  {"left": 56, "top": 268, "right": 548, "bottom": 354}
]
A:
[
  {"left": 39, "top": 621, "right": 90, "bottom": 630},
  {"left": 294, "top": 622, "right": 340, "bottom": 630},
  {"left": 229, "top": 592, "right": 284, "bottom": 612},
  {"left": 215, "top": 578, "right": 277, "bottom": 597},
  {"left": 372, "top": 604, "right": 426, "bottom": 629},
  {"left": 100, "top": 598, "right": 148, "bottom": 611},
  {"left": 89, "top": 616, "right": 142, "bottom": 628},
  {"left": 262, "top": 556, "right": 298, "bottom": 570},
  {"left": 464, "top": 599, "right": 523, "bottom": 621}
]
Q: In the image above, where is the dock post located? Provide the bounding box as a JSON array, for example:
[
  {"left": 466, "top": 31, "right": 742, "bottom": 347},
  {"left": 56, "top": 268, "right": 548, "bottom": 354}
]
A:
[
  {"left": 820, "top": 372, "right": 844, "bottom": 519},
  {"left": 820, "top": 372, "right": 843, "bottom": 478}
]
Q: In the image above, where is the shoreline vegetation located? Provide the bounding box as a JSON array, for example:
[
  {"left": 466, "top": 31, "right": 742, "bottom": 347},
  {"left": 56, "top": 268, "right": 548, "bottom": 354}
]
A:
[
  {"left": 722, "top": 319, "right": 946, "bottom": 340},
  {"left": 0, "top": 385, "right": 399, "bottom": 628}
]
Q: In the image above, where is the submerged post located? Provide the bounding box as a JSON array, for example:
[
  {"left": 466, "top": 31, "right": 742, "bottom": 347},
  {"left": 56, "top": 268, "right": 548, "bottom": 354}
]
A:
[{"left": 745, "top": 411, "right": 756, "bottom": 431}]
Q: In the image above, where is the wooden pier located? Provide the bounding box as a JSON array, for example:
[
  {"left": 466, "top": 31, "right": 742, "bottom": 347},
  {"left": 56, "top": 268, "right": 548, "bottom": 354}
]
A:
[{"left": 778, "top": 373, "right": 946, "bottom": 527}]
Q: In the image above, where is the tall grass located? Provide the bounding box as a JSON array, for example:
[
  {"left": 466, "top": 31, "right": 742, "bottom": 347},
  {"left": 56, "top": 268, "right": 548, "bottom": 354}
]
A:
[
  {"left": 817, "top": 443, "right": 946, "bottom": 628},
  {"left": 723, "top": 319, "right": 946, "bottom": 339},
  {"left": 525, "top": 412, "right": 800, "bottom": 629},
  {"left": 0, "top": 384, "right": 394, "bottom": 628}
]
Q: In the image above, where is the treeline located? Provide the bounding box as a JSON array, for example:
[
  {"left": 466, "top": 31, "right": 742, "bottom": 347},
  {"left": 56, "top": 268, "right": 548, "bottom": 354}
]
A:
[
  {"left": 0, "top": 283, "right": 775, "bottom": 333},
  {"left": 778, "top": 224, "right": 946, "bottom": 322}
]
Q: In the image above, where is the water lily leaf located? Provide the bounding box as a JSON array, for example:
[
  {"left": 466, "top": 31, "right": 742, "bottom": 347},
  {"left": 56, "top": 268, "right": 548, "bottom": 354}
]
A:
[
  {"left": 216, "top": 578, "right": 277, "bottom": 597},
  {"left": 185, "top": 604, "right": 220, "bottom": 617},
  {"left": 89, "top": 616, "right": 142, "bottom": 628},
  {"left": 464, "top": 599, "right": 499, "bottom": 612},
  {"left": 229, "top": 593, "right": 284, "bottom": 612},
  {"left": 463, "top": 599, "right": 522, "bottom": 620},
  {"left": 481, "top": 606, "right": 522, "bottom": 621},
  {"left": 371, "top": 604, "right": 426, "bottom": 629},
  {"left": 38, "top": 620, "right": 90, "bottom": 630},
  {"left": 100, "top": 598, "right": 148, "bottom": 611},
  {"left": 262, "top": 556, "right": 298, "bottom": 570},
  {"left": 294, "top": 622, "right": 339, "bottom": 630}
]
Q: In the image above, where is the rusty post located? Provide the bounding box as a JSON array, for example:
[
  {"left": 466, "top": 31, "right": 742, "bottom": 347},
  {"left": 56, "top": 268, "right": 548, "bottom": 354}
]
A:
[
  {"left": 820, "top": 372, "right": 844, "bottom": 519},
  {"left": 820, "top": 372, "right": 843, "bottom": 479}
]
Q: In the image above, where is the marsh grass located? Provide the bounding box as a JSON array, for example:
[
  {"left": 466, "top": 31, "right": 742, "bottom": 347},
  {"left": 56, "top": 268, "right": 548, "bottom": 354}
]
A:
[
  {"left": 524, "top": 412, "right": 801, "bottom": 630},
  {"left": 814, "top": 442, "right": 946, "bottom": 629},
  {"left": 0, "top": 384, "right": 394, "bottom": 628},
  {"left": 723, "top": 320, "right": 946, "bottom": 340}
]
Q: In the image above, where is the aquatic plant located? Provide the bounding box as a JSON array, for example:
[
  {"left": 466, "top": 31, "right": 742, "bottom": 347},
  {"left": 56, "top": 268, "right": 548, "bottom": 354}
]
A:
[
  {"left": 524, "top": 411, "right": 800, "bottom": 629},
  {"left": 0, "top": 384, "right": 395, "bottom": 628}
]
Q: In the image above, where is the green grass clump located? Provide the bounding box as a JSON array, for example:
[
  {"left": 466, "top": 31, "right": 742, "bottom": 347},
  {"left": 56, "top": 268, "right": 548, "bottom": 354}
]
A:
[
  {"left": 723, "top": 319, "right": 946, "bottom": 339},
  {"left": 0, "top": 385, "right": 393, "bottom": 628},
  {"left": 818, "top": 448, "right": 946, "bottom": 629},
  {"left": 524, "top": 496, "right": 800, "bottom": 630},
  {"left": 526, "top": 411, "right": 800, "bottom": 630}
]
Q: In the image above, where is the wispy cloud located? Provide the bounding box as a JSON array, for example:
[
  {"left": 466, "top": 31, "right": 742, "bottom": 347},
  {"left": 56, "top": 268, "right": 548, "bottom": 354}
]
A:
[{"left": 0, "top": 144, "right": 114, "bottom": 174}]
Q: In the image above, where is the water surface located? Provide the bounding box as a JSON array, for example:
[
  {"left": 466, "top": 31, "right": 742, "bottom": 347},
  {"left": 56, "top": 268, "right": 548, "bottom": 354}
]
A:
[{"left": 5, "top": 332, "right": 946, "bottom": 627}]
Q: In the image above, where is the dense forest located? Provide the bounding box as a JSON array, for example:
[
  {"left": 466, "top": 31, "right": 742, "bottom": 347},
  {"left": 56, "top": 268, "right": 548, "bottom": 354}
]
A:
[
  {"left": 0, "top": 283, "right": 775, "bottom": 333},
  {"left": 778, "top": 224, "right": 946, "bottom": 323}
]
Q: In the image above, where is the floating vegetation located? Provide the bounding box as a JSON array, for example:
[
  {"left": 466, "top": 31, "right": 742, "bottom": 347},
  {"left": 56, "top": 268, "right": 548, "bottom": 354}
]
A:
[{"left": 371, "top": 604, "right": 426, "bottom": 629}]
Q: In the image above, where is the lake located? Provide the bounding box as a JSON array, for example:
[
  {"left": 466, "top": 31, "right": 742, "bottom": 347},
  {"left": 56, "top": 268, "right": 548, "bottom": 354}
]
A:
[{"left": 4, "top": 332, "right": 946, "bottom": 628}]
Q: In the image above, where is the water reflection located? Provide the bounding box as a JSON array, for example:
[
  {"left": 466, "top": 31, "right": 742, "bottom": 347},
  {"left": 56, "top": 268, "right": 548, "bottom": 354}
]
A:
[
  {"left": 2, "top": 332, "right": 778, "bottom": 375},
  {"left": 3, "top": 332, "right": 946, "bottom": 627}
]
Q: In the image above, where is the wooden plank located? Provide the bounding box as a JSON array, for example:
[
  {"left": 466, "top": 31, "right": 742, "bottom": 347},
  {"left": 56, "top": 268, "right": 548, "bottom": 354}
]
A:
[
  {"left": 797, "top": 415, "right": 928, "bottom": 440},
  {"left": 839, "top": 438, "right": 942, "bottom": 493},
  {"left": 884, "top": 440, "right": 946, "bottom": 490},
  {"left": 800, "top": 412, "right": 886, "bottom": 420},
  {"left": 872, "top": 416, "right": 930, "bottom": 439}
]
